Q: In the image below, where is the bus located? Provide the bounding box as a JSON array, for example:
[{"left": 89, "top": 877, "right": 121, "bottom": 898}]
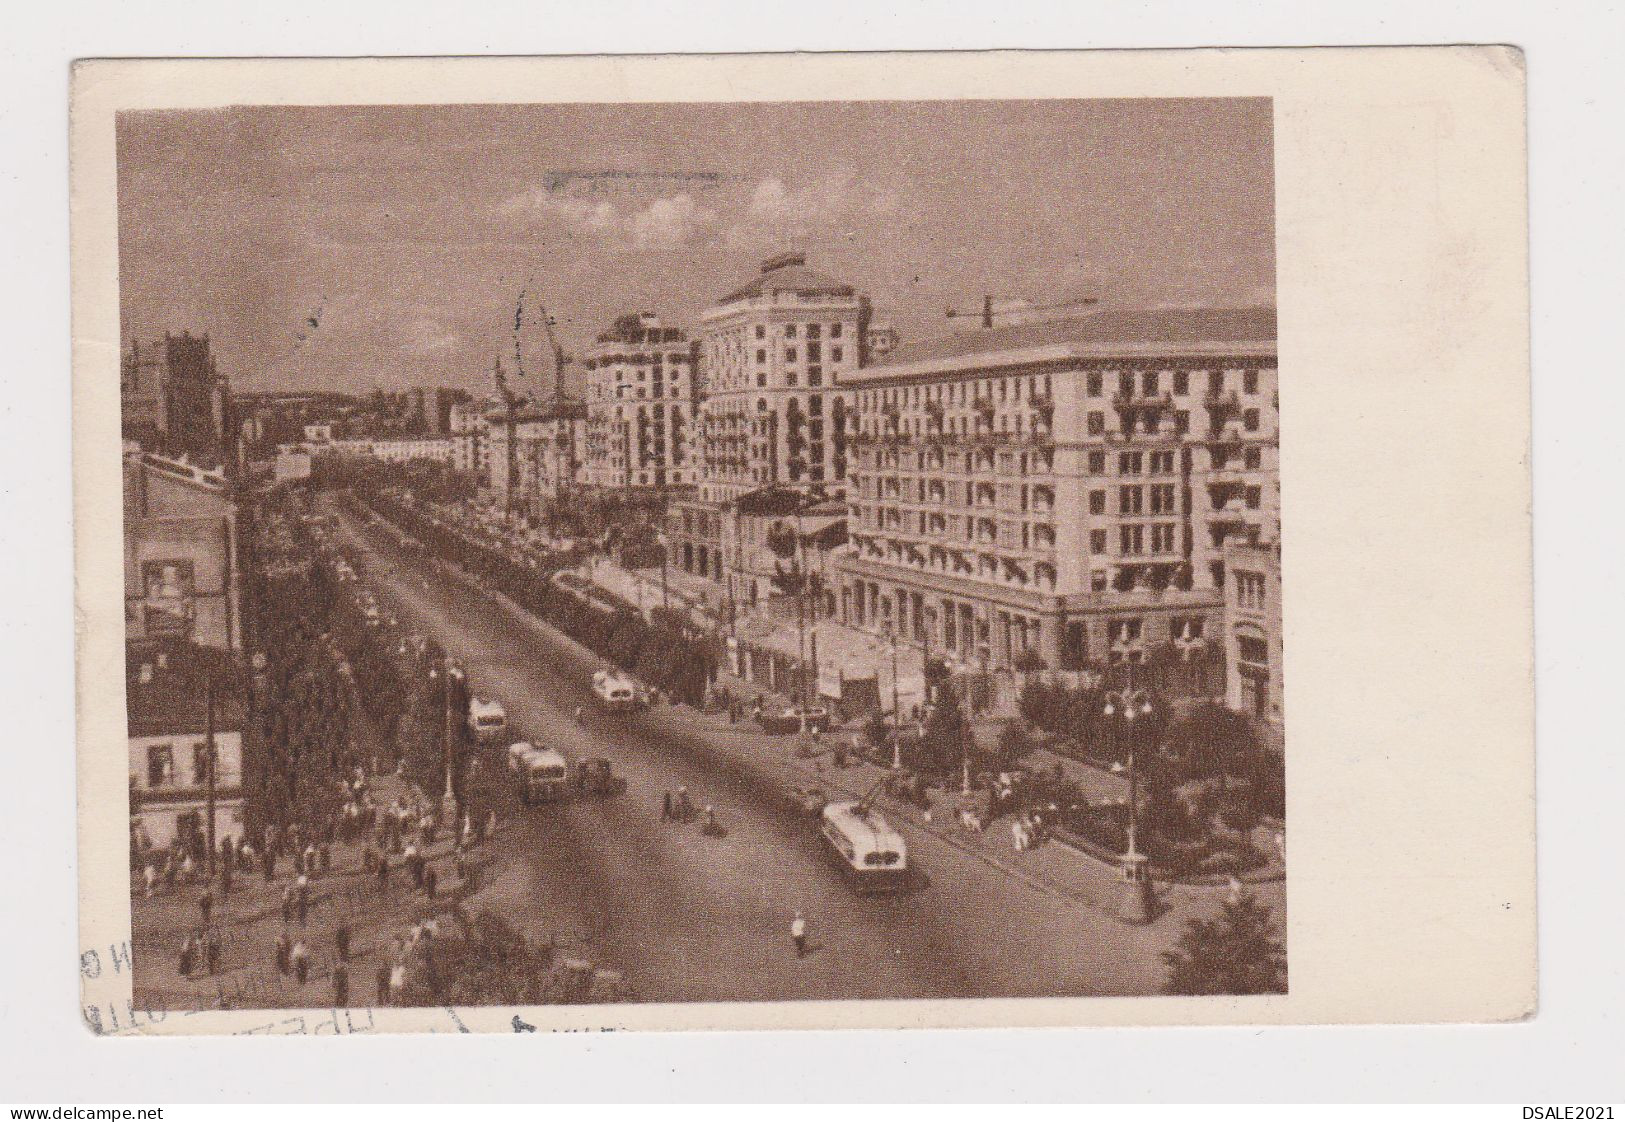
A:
[
  {"left": 467, "top": 696, "right": 508, "bottom": 744},
  {"left": 517, "top": 747, "right": 571, "bottom": 805},
  {"left": 819, "top": 799, "right": 910, "bottom": 894}
]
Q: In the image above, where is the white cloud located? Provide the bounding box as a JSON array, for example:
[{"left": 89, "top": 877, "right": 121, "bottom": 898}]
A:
[{"left": 499, "top": 186, "right": 714, "bottom": 250}]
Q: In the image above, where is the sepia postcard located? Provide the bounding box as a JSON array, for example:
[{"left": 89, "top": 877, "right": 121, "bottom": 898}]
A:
[{"left": 71, "top": 48, "right": 1533, "bottom": 1035}]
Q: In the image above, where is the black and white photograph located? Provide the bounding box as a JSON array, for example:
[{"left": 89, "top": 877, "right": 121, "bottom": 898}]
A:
[{"left": 113, "top": 94, "right": 1288, "bottom": 1016}]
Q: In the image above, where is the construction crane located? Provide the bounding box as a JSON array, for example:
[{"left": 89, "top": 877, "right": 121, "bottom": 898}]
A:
[
  {"left": 494, "top": 287, "right": 574, "bottom": 526},
  {"left": 946, "top": 295, "right": 1099, "bottom": 329}
]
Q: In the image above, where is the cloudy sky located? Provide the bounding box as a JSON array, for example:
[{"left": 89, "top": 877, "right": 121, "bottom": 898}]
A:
[{"left": 117, "top": 98, "right": 1274, "bottom": 397}]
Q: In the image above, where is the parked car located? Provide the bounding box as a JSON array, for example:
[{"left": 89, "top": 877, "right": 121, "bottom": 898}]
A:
[
  {"left": 573, "top": 757, "right": 627, "bottom": 799},
  {"left": 758, "top": 705, "right": 831, "bottom": 735},
  {"left": 787, "top": 784, "right": 828, "bottom": 817}
]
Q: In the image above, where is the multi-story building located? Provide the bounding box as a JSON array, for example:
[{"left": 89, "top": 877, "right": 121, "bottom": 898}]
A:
[
  {"left": 834, "top": 306, "right": 1277, "bottom": 673},
  {"left": 696, "top": 252, "right": 868, "bottom": 503},
  {"left": 449, "top": 397, "right": 493, "bottom": 480},
  {"left": 123, "top": 449, "right": 242, "bottom": 653},
  {"left": 320, "top": 436, "right": 455, "bottom": 464},
  {"left": 127, "top": 639, "right": 246, "bottom": 856},
  {"left": 582, "top": 313, "right": 698, "bottom": 490},
  {"left": 488, "top": 394, "right": 589, "bottom": 516},
  {"left": 121, "top": 332, "right": 232, "bottom": 468}
]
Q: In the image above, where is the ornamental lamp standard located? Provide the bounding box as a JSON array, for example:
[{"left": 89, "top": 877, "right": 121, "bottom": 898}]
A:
[
  {"left": 882, "top": 621, "right": 902, "bottom": 771},
  {"left": 1103, "top": 667, "right": 1157, "bottom": 924},
  {"left": 427, "top": 660, "right": 464, "bottom": 823}
]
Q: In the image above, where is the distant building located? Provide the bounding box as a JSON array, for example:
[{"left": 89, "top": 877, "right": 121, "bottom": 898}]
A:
[
  {"left": 835, "top": 306, "right": 1277, "bottom": 672},
  {"left": 865, "top": 321, "right": 900, "bottom": 361},
  {"left": 123, "top": 449, "right": 241, "bottom": 653},
  {"left": 488, "top": 393, "right": 588, "bottom": 515},
  {"left": 274, "top": 447, "right": 313, "bottom": 483},
  {"left": 127, "top": 640, "right": 246, "bottom": 857},
  {"left": 322, "top": 437, "right": 455, "bottom": 464},
  {"left": 449, "top": 397, "right": 494, "bottom": 481},
  {"left": 583, "top": 313, "right": 698, "bottom": 490},
  {"left": 121, "top": 332, "right": 232, "bottom": 468}
]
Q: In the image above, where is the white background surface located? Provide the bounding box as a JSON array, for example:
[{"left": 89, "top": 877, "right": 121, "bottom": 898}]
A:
[{"left": 4, "top": 0, "right": 1621, "bottom": 1103}]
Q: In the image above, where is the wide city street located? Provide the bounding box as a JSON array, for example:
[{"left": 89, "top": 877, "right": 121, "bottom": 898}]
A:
[{"left": 325, "top": 495, "right": 1183, "bottom": 1002}]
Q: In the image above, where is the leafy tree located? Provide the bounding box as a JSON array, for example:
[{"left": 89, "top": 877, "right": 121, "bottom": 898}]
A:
[
  {"left": 396, "top": 910, "right": 561, "bottom": 1006},
  {"left": 919, "top": 690, "right": 970, "bottom": 774},
  {"left": 1161, "top": 893, "right": 1287, "bottom": 995},
  {"left": 864, "top": 709, "right": 890, "bottom": 751},
  {"left": 994, "top": 719, "right": 1038, "bottom": 771}
]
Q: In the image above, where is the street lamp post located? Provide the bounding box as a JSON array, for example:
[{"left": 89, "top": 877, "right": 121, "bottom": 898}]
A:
[
  {"left": 430, "top": 660, "right": 462, "bottom": 825},
  {"left": 882, "top": 624, "right": 903, "bottom": 771},
  {"left": 1103, "top": 665, "right": 1157, "bottom": 924}
]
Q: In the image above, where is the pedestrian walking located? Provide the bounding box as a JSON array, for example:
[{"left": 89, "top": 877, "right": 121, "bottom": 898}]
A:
[
  {"left": 296, "top": 874, "right": 310, "bottom": 926},
  {"left": 389, "top": 962, "right": 406, "bottom": 1002},
  {"left": 281, "top": 885, "right": 294, "bottom": 924},
  {"left": 791, "top": 911, "right": 808, "bottom": 958},
  {"left": 375, "top": 962, "right": 391, "bottom": 1007},
  {"left": 198, "top": 888, "right": 213, "bottom": 927},
  {"left": 423, "top": 865, "right": 438, "bottom": 899},
  {"left": 335, "top": 922, "right": 351, "bottom": 963},
  {"left": 291, "top": 939, "right": 310, "bottom": 985},
  {"left": 376, "top": 855, "right": 390, "bottom": 895},
  {"left": 178, "top": 933, "right": 195, "bottom": 977},
  {"left": 274, "top": 931, "right": 291, "bottom": 976},
  {"left": 319, "top": 843, "right": 332, "bottom": 875},
  {"left": 143, "top": 862, "right": 158, "bottom": 899},
  {"left": 661, "top": 791, "right": 673, "bottom": 821},
  {"left": 220, "top": 855, "right": 233, "bottom": 897},
  {"left": 331, "top": 962, "right": 349, "bottom": 1008},
  {"left": 205, "top": 929, "right": 221, "bottom": 976}
]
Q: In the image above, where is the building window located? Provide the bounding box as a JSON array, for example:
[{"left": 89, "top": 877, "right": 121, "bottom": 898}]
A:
[
  {"left": 1118, "top": 451, "right": 1142, "bottom": 474},
  {"left": 1090, "top": 529, "right": 1107, "bottom": 553},
  {"left": 192, "top": 742, "right": 213, "bottom": 786},
  {"left": 831, "top": 346, "right": 843, "bottom": 363},
  {"left": 141, "top": 560, "right": 196, "bottom": 637},
  {"left": 1143, "top": 370, "right": 1159, "bottom": 395},
  {"left": 146, "top": 744, "right": 173, "bottom": 788},
  {"left": 1174, "top": 371, "right": 1190, "bottom": 395},
  {"left": 1175, "top": 410, "right": 1190, "bottom": 435},
  {"left": 1087, "top": 411, "right": 1105, "bottom": 435},
  {"left": 1244, "top": 369, "right": 1260, "bottom": 395},
  {"left": 1234, "top": 571, "right": 1267, "bottom": 610},
  {"left": 1245, "top": 446, "right": 1263, "bottom": 469},
  {"left": 1088, "top": 450, "right": 1106, "bottom": 473},
  {"left": 1152, "top": 523, "right": 1176, "bottom": 552},
  {"left": 1245, "top": 486, "right": 1262, "bottom": 509},
  {"left": 756, "top": 349, "right": 766, "bottom": 363},
  {"left": 1150, "top": 483, "right": 1176, "bottom": 513},
  {"left": 1089, "top": 490, "right": 1106, "bottom": 515},
  {"left": 807, "top": 323, "right": 821, "bottom": 339},
  {"left": 785, "top": 348, "right": 797, "bottom": 363},
  {"left": 832, "top": 322, "right": 843, "bottom": 338},
  {"left": 755, "top": 325, "right": 765, "bottom": 339},
  {"left": 1087, "top": 372, "right": 1103, "bottom": 397},
  {"left": 785, "top": 324, "right": 797, "bottom": 338},
  {"left": 1119, "top": 485, "right": 1143, "bottom": 514}
]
